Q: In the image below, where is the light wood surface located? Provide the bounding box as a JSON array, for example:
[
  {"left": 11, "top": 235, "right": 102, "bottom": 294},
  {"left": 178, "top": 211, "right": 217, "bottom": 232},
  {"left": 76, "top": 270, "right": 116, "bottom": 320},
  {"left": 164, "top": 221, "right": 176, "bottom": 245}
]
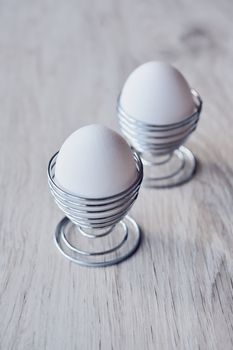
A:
[{"left": 1, "top": 0, "right": 233, "bottom": 349}]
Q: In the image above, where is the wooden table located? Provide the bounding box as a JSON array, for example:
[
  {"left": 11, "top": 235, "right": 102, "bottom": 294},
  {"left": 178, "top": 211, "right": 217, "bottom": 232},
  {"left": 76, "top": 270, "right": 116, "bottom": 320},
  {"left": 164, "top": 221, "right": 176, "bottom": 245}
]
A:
[{"left": 1, "top": 0, "right": 233, "bottom": 349}]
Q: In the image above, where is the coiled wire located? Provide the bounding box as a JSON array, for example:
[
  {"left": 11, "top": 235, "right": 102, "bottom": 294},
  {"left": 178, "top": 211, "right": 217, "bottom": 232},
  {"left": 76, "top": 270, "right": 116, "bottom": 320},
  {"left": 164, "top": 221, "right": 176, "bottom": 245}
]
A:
[
  {"left": 117, "top": 89, "right": 202, "bottom": 157},
  {"left": 48, "top": 151, "right": 143, "bottom": 231}
]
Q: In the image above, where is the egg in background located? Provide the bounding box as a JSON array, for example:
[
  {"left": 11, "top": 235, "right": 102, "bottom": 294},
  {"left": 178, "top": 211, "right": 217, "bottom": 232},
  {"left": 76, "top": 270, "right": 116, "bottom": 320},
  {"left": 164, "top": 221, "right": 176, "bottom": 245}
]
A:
[{"left": 119, "top": 61, "right": 195, "bottom": 125}]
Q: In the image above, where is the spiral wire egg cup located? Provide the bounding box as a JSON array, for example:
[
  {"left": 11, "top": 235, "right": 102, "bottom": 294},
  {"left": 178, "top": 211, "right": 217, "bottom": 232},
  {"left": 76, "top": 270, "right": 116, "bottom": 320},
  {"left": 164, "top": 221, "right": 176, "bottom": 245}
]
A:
[
  {"left": 117, "top": 89, "right": 202, "bottom": 188},
  {"left": 48, "top": 151, "right": 143, "bottom": 267}
]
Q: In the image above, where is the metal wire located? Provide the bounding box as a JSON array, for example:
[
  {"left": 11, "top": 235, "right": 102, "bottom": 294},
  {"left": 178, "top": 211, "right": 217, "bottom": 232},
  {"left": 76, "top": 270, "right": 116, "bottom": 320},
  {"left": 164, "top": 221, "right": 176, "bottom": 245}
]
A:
[
  {"left": 47, "top": 150, "right": 143, "bottom": 266},
  {"left": 48, "top": 151, "right": 143, "bottom": 231},
  {"left": 117, "top": 89, "right": 202, "bottom": 157},
  {"left": 61, "top": 220, "right": 128, "bottom": 256},
  {"left": 54, "top": 216, "right": 141, "bottom": 267}
]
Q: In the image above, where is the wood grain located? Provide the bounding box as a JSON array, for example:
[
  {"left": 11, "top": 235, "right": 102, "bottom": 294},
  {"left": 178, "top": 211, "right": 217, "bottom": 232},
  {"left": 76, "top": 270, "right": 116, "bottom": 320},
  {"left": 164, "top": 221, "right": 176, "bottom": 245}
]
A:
[{"left": 0, "top": 0, "right": 233, "bottom": 349}]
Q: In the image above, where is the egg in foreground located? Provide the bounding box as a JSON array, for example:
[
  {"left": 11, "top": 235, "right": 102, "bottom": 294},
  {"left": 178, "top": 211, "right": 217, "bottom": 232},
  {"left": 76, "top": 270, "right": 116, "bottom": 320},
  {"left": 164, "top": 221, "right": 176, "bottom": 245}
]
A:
[{"left": 55, "top": 124, "right": 138, "bottom": 198}]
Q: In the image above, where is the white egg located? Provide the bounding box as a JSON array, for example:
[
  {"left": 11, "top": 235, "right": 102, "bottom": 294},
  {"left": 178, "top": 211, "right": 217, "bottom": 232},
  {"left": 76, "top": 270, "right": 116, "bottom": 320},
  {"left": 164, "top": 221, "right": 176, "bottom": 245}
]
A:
[
  {"left": 55, "top": 124, "right": 138, "bottom": 198},
  {"left": 119, "top": 61, "right": 195, "bottom": 125}
]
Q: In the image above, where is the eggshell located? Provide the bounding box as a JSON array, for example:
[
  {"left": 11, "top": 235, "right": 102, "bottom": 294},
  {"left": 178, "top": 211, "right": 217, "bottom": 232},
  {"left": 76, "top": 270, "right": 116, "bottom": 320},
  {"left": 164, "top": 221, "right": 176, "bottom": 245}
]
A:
[
  {"left": 55, "top": 124, "right": 138, "bottom": 198},
  {"left": 119, "top": 61, "right": 195, "bottom": 125}
]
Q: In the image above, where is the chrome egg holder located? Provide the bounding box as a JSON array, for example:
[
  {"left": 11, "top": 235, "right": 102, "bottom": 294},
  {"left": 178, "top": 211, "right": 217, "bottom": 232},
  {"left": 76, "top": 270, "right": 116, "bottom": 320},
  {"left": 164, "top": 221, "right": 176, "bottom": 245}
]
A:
[
  {"left": 117, "top": 89, "right": 202, "bottom": 188},
  {"left": 48, "top": 151, "right": 143, "bottom": 267}
]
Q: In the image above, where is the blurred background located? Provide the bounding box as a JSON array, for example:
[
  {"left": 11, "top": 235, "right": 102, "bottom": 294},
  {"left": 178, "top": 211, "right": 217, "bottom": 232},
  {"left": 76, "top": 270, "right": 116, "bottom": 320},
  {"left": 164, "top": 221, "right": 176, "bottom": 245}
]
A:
[{"left": 1, "top": 0, "right": 232, "bottom": 154}]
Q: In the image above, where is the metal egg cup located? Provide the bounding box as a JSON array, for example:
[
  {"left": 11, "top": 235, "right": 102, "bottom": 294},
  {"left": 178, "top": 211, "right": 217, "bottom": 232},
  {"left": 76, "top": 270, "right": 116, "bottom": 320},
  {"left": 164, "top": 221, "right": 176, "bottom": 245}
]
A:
[
  {"left": 48, "top": 151, "right": 143, "bottom": 267},
  {"left": 117, "top": 89, "right": 202, "bottom": 188}
]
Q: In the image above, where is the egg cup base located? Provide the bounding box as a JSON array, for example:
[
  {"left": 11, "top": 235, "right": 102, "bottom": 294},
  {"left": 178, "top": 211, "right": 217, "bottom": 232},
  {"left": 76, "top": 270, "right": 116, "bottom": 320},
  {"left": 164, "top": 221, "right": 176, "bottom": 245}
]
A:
[
  {"left": 54, "top": 215, "right": 141, "bottom": 267},
  {"left": 142, "top": 145, "right": 197, "bottom": 188}
]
